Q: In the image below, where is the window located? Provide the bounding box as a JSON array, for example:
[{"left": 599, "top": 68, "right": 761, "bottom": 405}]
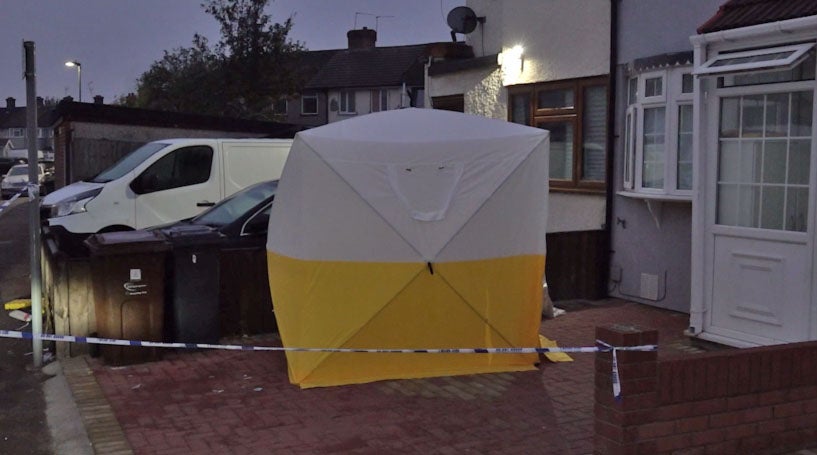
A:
[
  {"left": 716, "top": 91, "right": 812, "bottom": 232},
  {"left": 339, "top": 90, "right": 356, "bottom": 114},
  {"left": 432, "top": 94, "right": 464, "bottom": 112},
  {"left": 371, "top": 90, "right": 388, "bottom": 112},
  {"left": 273, "top": 98, "right": 287, "bottom": 115},
  {"left": 718, "top": 48, "right": 816, "bottom": 88},
  {"left": 696, "top": 43, "right": 815, "bottom": 77},
  {"left": 301, "top": 93, "right": 318, "bottom": 115},
  {"left": 131, "top": 146, "right": 213, "bottom": 194},
  {"left": 10, "top": 128, "right": 24, "bottom": 138},
  {"left": 510, "top": 76, "right": 608, "bottom": 190},
  {"left": 622, "top": 69, "right": 693, "bottom": 197}
]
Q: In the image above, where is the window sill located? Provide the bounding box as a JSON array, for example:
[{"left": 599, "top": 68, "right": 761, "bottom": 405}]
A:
[
  {"left": 617, "top": 190, "right": 691, "bottom": 202},
  {"left": 549, "top": 186, "right": 606, "bottom": 196}
]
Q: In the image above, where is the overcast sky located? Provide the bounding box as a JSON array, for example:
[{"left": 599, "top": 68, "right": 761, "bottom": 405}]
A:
[{"left": 1, "top": 0, "right": 464, "bottom": 105}]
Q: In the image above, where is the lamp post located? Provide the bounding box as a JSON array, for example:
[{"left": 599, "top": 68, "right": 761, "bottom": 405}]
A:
[{"left": 64, "top": 60, "right": 82, "bottom": 102}]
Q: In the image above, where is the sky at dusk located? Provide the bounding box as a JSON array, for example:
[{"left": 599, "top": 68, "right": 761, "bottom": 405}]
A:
[{"left": 1, "top": 0, "right": 464, "bottom": 105}]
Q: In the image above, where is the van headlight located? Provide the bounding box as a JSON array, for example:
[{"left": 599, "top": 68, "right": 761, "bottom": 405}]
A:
[{"left": 50, "top": 188, "right": 102, "bottom": 217}]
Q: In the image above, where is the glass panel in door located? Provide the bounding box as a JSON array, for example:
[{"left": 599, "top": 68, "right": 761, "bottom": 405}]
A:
[{"left": 716, "top": 92, "right": 812, "bottom": 232}]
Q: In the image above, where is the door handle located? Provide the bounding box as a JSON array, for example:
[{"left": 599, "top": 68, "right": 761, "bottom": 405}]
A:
[{"left": 197, "top": 201, "right": 216, "bottom": 207}]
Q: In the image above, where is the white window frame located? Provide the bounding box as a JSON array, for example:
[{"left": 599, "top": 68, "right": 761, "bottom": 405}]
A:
[
  {"left": 623, "top": 105, "right": 636, "bottom": 190},
  {"left": 641, "top": 70, "right": 667, "bottom": 104},
  {"left": 622, "top": 68, "right": 693, "bottom": 199},
  {"left": 696, "top": 42, "right": 815, "bottom": 77},
  {"left": 10, "top": 128, "right": 24, "bottom": 138},
  {"left": 339, "top": 90, "right": 356, "bottom": 115},
  {"left": 712, "top": 80, "right": 815, "bottom": 233},
  {"left": 301, "top": 93, "right": 318, "bottom": 115}
]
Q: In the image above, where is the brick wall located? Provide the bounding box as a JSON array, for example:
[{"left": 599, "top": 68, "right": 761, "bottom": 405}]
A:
[{"left": 594, "top": 325, "right": 817, "bottom": 454}]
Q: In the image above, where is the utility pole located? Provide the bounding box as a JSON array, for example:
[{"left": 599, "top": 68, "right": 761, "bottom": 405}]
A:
[{"left": 23, "top": 41, "right": 43, "bottom": 368}]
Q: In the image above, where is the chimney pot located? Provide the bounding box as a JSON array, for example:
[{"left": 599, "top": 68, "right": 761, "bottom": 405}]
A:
[
  {"left": 6, "top": 97, "right": 15, "bottom": 109},
  {"left": 93, "top": 95, "right": 104, "bottom": 105},
  {"left": 36, "top": 96, "right": 44, "bottom": 107}
]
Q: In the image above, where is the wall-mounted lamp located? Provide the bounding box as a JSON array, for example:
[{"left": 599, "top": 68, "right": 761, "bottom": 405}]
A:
[
  {"left": 64, "top": 60, "right": 82, "bottom": 102},
  {"left": 498, "top": 45, "right": 524, "bottom": 86},
  {"left": 497, "top": 45, "right": 524, "bottom": 69}
]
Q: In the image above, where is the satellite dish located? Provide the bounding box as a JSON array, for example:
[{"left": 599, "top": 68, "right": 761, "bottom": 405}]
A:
[{"left": 447, "top": 6, "right": 478, "bottom": 34}]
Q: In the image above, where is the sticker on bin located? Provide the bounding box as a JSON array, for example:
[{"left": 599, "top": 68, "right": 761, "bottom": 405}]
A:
[
  {"left": 0, "top": 329, "right": 657, "bottom": 398},
  {"left": 130, "top": 269, "right": 142, "bottom": 281},
  {"left": 124, "top": 281, "right": 148, "bottom": 296}
]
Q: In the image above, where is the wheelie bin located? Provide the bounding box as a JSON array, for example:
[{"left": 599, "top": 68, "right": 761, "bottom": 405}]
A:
[
  {"left": 85, "top": 230, "right": 170, "bottom": 365},
  {"left": 162, "top": 224, "right": 223, "bottom": 344}
]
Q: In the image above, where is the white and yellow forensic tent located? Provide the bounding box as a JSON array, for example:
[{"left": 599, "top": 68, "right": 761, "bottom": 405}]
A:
[{"left": 267, "top": 108, "right": 549, "bottom": 388}]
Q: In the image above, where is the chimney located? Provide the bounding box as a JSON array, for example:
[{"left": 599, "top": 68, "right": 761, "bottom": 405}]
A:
[
  {"left": 347, "top": 27, "right": 377, "bottom": 49},
  {"left": 94, "top": 95, "right": 104, "bottom": 105},
  {"left": 36, "top": 96, "right": 44, "bottom": 107},
  {"left": 6, "top": 97, "right": 15, "bottom": 109}
]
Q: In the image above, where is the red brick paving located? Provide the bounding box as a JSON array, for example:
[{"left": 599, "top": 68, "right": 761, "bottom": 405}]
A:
[{"left": 89, "top": 299, "right": 710, "bottom": 454}]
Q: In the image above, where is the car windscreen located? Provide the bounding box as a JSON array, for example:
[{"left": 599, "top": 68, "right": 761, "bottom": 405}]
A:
[
  {"left": 192, "top": 180, "right": 278, "bottom": 228},
  {"left": 89, "top": 142, "right": 169, "bottom": 183},
  {"left": 7, "top": 166, "right": 28, "bottom": 177}
]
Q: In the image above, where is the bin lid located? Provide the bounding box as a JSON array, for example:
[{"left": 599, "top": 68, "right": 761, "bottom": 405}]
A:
[
  {"left": 85, "top": 230, "right": 171, "bottom": 256},
  {"left": 161, "top": 224, "right": 224, "bottom": 246}
]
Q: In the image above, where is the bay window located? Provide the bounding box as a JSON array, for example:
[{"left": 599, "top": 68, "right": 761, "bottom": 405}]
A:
[{"left": 622, "top": 68, "right": 693, "bottom": 197}]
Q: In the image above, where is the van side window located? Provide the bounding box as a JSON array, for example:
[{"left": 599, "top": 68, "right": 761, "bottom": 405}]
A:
[{"left": 131, "top": 146, "right": 213, "bottom": 194}]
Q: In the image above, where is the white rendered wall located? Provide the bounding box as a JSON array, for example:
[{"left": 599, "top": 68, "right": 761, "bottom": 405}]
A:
[
  {"left": 466, "top": 0, "right": 610, "bottom": 82},
  {"left": 326, "top": 87, "right": 402, "bottom": 123},
  {"left": 427, "top": 0, "right": 610, "bottom": 233}
]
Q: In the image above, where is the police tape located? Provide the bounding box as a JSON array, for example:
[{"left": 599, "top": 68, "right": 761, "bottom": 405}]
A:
[
  {"left": 0, "top": 329, "right": 654, "bottom": 398},
  {"left": 0, "top": 184, "right": 36, "bottom": 217}
]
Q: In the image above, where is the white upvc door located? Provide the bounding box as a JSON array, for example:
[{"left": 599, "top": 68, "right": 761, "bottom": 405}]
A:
[{"left": 703, "top": 81, "right": 816, "bottom": 345}]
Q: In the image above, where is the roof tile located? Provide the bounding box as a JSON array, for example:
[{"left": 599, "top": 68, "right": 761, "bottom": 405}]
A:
[{"left": 699, "top": 0, "right": 817, "bottom": 33}]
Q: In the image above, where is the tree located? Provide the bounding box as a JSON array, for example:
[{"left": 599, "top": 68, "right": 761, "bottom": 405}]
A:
[{"left": 129, "top": 0, "right": 303, "bottom": 119}]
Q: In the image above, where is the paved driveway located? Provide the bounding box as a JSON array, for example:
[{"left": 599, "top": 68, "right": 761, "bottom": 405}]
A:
[{"left": 67, "top": 300, "right": 709, "bottom": 455}]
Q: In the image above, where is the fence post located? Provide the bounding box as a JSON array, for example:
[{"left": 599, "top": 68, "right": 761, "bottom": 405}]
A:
[{"left": 594, "top": 324, "right": 659, "bottom": 455}]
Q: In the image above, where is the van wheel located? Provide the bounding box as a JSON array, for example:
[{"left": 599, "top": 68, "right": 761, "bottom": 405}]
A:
[{"left": 97, "top": 225, "right": 134, "bottom": 233}]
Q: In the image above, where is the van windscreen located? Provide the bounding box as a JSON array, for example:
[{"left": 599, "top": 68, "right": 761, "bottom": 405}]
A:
[{"left": 89, "top": 142, "right": 169, "bottom": 183}]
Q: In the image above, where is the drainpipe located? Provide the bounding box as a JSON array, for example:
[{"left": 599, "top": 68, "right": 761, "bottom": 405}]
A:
[
  {"left": 602, "top": 0, "right": 619, "bottom": 298},
  {"left": 687, "top": 39, "right": 708, "bottom": 335},
  {"left": 423, "top": 55, "right": 434, "bottom": 109}
]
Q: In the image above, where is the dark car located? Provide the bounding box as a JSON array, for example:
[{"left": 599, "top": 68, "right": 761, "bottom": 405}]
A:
[
  {"left": 155, "top": 179, "right": 278, "bottom": 247},
  {"left": 154, "top": 179, "right": 279, "bottom": 340}
]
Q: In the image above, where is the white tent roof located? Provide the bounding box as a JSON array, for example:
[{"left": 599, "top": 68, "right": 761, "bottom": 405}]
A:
[{"left": 268, "top": 108, "right": 549, "bottom": 262}]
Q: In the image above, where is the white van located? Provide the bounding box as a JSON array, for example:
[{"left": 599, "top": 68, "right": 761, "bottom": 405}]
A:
[{"left": 41, "top": 138, "right": 292, "bottom": 235}]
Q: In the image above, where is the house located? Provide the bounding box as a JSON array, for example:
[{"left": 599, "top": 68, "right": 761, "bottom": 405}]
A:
[
  {"left": 609, "top": 0, "right": 723, "bottom": 313},
  {"left": 688, "top": 0, "right": 817, "bottom": 346},
  {"left": 271, "top": 49, "right": 339, "bottom": 127},
  {"left": 0, "top": 97, "right": 56, "bottom": 161},
  {"left": 51, "top": 97, "right": 301, "bottom": 188},
  {"left": 270, "top": 28, "right": 472, "bottom": 128},
  {"left": 303, "top": 28, "right": 472, "bottom": 124},
  {"left": 425, "top": 0, "right": 612, "bottom": 301}
]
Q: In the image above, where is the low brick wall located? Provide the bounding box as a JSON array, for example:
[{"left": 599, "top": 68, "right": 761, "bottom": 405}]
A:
[{"left": 594, "top": 325, "right": 817, "bottom": 454}]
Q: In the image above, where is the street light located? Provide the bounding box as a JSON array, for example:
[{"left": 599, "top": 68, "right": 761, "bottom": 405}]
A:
[{"left": 64, "top": 60, "right": 82, "bottom": 102}]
